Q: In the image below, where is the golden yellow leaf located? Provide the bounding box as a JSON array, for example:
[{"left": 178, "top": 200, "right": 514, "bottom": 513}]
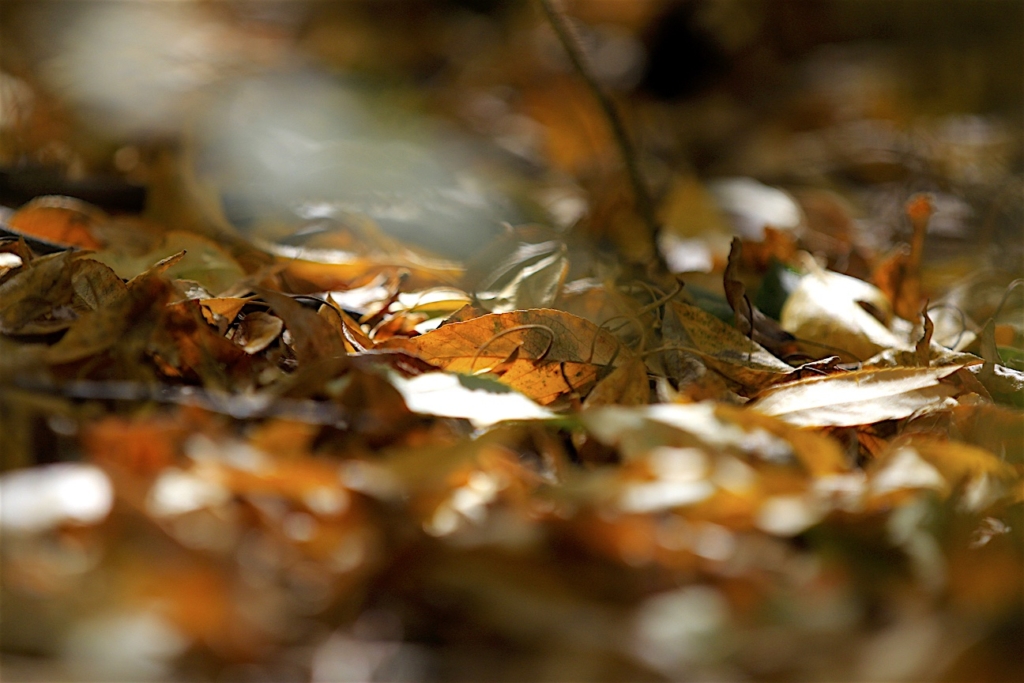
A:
[
  {"left": 198, "top": 297, "right": 251, "bottom": 324},
  {"left": 583, "top": 357, "right": 650, "bottom": 407},
  {"left": 385, "top": 308, "right": 628, "bottom": 405},
  {"left": 319, "top": 299, "right": 375, "bottom": 352},
  {"left": 664, "top": 301, "right": 793, "bottom": 389}
]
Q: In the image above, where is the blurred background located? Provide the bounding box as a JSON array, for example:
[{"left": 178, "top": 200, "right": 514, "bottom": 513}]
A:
[{"left": 1, "top": 0, "right": 1021, "bottom": 263}]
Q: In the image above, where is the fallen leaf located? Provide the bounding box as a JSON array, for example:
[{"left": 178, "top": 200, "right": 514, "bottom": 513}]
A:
[
  {"left": 873, "top": 194, "right": 931, "bottom": 320},
  {"left": 781, "top": 255, "right": 903, "bottom": 361},
  {"left": 751, "top": 365, "right": 964, "bottom": 427},
  {"left": 93, "top": 231, "right": 246, "bottom": 295},
  {"left": 5, "top": 195, "right": 107, "bottom": 250},
  {"left": 71, "top": 258, "right": 128, "bottom": 310},
  {"left": 714, "top": 404, "right": 848, "bottom": 476},
  {"left": 709, "top": 177, "right": 802, "bottom": 239},
  {"left": 914, "top": 306, "right": 934, "bottom": 366},
  {"left": 971, "top": 362, "right": 1024, "bottom": 408},
  {"left": 468, "top": 237, "right": 569, "bottom": 313},
  {"left": 255, "top": 288, "right": 349, "bottom": 365},
  {"left": 197, "top": 297, "right": 251, "bottom": 326},
  {"left": 583, "top": 357, "right": 649, "bottom": 407},
  {"left": 389, "top": 371, "right": 556, "bottom": 427},
  {"left": 320, "top": 299, "right": 375, "bottom": 352},
  {"left": 583, "top": 402, "right": 803, "bottom": 468},
  {"left": 952, "top": 400, "right": 1024, "bottom": 464},
  {"left": 45, "top": 272, "right": 171, "bottom": 365},
  {"left": 0, "top": 251, "right": 76, "bottom": 334},
  {"left": 443, "top": 303, "right": 491, "bottom": 325},
  {"left": 0, "top": 237, "right": 36, "bottom": 271},
  {"left": 232, "top": 311, "right": 284, "bottom": 354},
  {"left": 392, "top": 287, "right": 473, "bottom": 318},
  {"left": 153, "top": 300, "right": 254, "bottom": 387},
  {"left": 126, "top": 250, "right": 187, "bottom": 289},
  {"left": 908, "top": 436, "right": 1015, "bottom": 484},
  {"left": 663, "top": 301, "right": 793, "bottom": 389},
  {"left": 385, "top": 308, "right": 629, "bottom": 405},
  {"left": 278, "top": 248, "right": 461, "bottom": 292},
  {"left": 868, "top": 436, "right": 1013, "bottom": 507},
  {"left": 723, "top": 238, "right": 797, "bottom": 357}
]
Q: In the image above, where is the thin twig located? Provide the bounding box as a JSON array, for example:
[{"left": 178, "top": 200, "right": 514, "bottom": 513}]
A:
[{"left": 537, "top": 0, "right": 661, "bottom": 253}]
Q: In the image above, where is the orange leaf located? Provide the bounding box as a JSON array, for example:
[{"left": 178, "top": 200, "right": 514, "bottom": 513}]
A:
[
  {"left": 6, "top": 195, "right": 107, "bottom": 250},
  {"left": 385, "top": 308, "right": 629, "bottom": 405}
]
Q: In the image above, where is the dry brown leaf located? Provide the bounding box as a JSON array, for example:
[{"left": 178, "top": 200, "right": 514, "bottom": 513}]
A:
[
  {"left": 0, "top": 238, "right": 35, "bottom": 272},
  {"left": 198, "top": 297, "right": 251, "bottom": 325},
  {"left": 443, "top": 303, "right": 491, "bottom": 325},
  {"left": 153, "top": 300, "right": 254, "bottom": 387},
  {"left": 952, "top": 400, "right": 1024, "bottom": 464},
  {"left": 751, "top": 365, "right": 964, "bottom": 427},
  {"left": 45, "top": 272, "right": 171, "bottom": 365},
  {"left": 126, "top": 250, "right": 187, "bottom": 290},
  {"left": 280, "top": 255, "right": 461, "bottom": 293},
  {"left": 664, "top": 300, "right": 793, "bottom": 390},
  {"left": 741, "top": 227, "right": 799, "bottom": 270},
  {"left": 868, "top": 436, "right": 1014, "bottom": 506},
  {"left": 255, "top": 288, "right": 349, "bottom": 365},
  {"left": 320, "top": 299, "right": 375, "bottom": 352},
  {"left": 724, "top": 238, "right": 797, "bottom": 357},
  {"left": 577, "top": 403, "right": 848, "bottom": 534},
  {"left": 915, "top": 305, "right": 935, "bottom": 366},
  {"left": 583, "top": 357, "right": 649, "bottom": 407},
  {"left": 232, "top": 311, "right": 284, "bottom": 355},
  {"left": 873, "top": 193, "right": 931, "bottom": 320},
  {"left": 0, "top": 251, "right": 75, "bottom": 334},
  {"left": 908, "top": 436, "right": 1015, "bottom": 484},
  {"left": 84, "top": 414, "right": 186, "bottom": 478},
  {"left": 384, "top": 308, "right": 629, "bottom": 405},
  {"left": 390, "top": 372, "right": 555, "bottom": 427},
  {"left": 71, "top": 258, "right": 128, "bottom": 310}
]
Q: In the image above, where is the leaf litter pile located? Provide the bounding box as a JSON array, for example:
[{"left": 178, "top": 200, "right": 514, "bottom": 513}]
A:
[{"left": 1, "top": 2, "right": 1023, "bottom": 682}]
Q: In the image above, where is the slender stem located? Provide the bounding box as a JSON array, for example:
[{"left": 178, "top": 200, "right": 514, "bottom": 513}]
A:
[{"left": 536, "top": 0, "right": 661, "bottom": 252}]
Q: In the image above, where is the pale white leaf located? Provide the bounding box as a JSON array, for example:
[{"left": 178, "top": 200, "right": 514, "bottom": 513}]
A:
[{"left": 752, "top": 366, "right": 962, "bottom": 427}]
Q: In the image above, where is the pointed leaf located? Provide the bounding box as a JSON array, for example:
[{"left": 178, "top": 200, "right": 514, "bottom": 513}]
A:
[
  {"left": 665, "top": 301, "right": 793, "bottom": 389},
  {"left": 5, "top": 195, "right": 107, "bottom": 250},
  {"left": 0, "top": 251, "right": 75, "bottom": 334},
  {"left": 751, "top": 366, "right": 963, "bottom": 427},
  {"left": 389, "top": 372, "right": 555, "bottom": 427},
  {"left": 255, "top": 288, "right": 349, "bottom": 364},
  {"left": 781, "top": 259, "right": 902, "bottom": 361},
  {"left": 71, "top": 258, "right": 128, "bottom": 310},
  {"left": 385, "top": 308, "right": 628, "bottom": 405},
  {"left": 232, "top": 311, "right": 284, "bottom": 355}
]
